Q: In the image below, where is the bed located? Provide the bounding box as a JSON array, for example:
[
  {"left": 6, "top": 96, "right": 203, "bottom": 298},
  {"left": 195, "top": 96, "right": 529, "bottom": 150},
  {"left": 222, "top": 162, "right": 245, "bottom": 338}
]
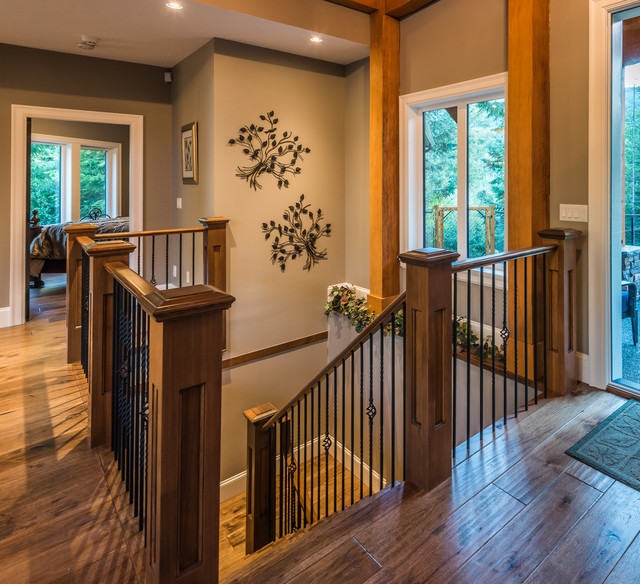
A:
[{"left": 29, "top": 211, "right": 129, "bottom": 287}]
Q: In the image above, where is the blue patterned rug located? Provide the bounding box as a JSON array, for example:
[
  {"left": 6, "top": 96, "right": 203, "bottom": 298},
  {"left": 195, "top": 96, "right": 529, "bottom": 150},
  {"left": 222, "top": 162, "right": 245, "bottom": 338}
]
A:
[{"left": 566, "top": 400, "right": 640, "bottom": 492}]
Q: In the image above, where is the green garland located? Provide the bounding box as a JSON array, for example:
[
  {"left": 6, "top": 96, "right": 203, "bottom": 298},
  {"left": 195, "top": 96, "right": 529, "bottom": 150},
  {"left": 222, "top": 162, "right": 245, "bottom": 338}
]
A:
[{"left": 324, "top": 285, "right": 374, "bottom": 333}]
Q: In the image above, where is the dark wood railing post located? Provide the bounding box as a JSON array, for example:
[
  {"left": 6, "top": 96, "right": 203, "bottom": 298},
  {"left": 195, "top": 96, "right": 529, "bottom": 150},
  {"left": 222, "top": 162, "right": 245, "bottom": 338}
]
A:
[
  {"left": 144, "top": 285, "right": 234, "bottom": 584},
  {"left": 84, "top": 239, "right": 136, "bottom": 448},
  {"left": 243, "top": 403, "right": 277, "bottom": 554},
  {"left": 399, "top": 248, "right": 459, "bottom": 492},
  {"left": 539, "top": 228, "right": 581, "bottom": 396},
  {"left": 199, "top": 217, "right": 229, "bottom": 290},
  {"left": 65, "top": 223, "right": 98, "bottom": 363}
]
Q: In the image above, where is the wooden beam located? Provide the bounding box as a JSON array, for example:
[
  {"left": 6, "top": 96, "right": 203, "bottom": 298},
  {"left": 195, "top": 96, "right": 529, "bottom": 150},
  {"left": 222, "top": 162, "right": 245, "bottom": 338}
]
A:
[
  {"left": 384, "top": 0, "right": 439, "bottom": 19},
  {"left": 325, "top": 0, "right": 380, "bottom": 12},
  {"left": 507, "top": 0, "right": 550, "bottom": 249},
  {"left": 368, "top": 10, "right": 400, "bottom": 313}
]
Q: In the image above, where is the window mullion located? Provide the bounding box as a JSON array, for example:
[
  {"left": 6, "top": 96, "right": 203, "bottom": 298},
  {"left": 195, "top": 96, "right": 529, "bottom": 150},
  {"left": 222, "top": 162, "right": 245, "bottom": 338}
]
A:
[{"left": 457, "top": 104, "right": 468, "bottom": 259}]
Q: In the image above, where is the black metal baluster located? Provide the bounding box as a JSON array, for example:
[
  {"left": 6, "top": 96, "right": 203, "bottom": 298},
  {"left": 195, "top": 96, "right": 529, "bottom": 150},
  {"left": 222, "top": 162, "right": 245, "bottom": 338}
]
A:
[
  {"left": 137, "top": 241, "right": 141, "bottom": 276},
  {"left": 310, "top": 387, "right": 314, "bottom": 525},
  {"left": 278, "top": 421, "right": 283, "bottom": 539},
  {"left": 502, "top": 261, "right": 509, "bottom": 425},
  {"left": 543, "top": 254, "right": 548, "bottom": 399},
  {"left": 290, "top": 407, "right": 296, "bottom": 533},
  {"left": 533, "top": 255, "right": 539, "bottom": 405},
  {"left": 111, "top": 281, "right": 120, "bottom": 458},
  {"left": 304, "top": 394, "right": 308, "bottom": 527},
  {"left": 133, "top": 301, "right": 141, "bottom": 516},
  {"left": 297, "top": 399, "right": 301, "bottom": 528},
  {"left": 368, "top": 334, "right": 374, "bottom": 496},
  {"left": 333, "top": 368, "right": 338, "bottom": 514},
  {"left": 341, "top": 360, "right": 345, "bottom": 511},
  {"left": 317, "top": 381, "right": 321, "bottom": 518},
  {"left": 524, "top": 257, "right": 529, "bottom": 410},
  {"left": 379, "top": 322, "right": 384, "bottom": 491},
  {"left": 165, "top": 234, "right": 169, "bottom": 289},
  {"left": 179, "top": 233, "right": 183, "bottom": 288},
  {"left": 324, "top": 373, "right": 330, "bottom": 518},
  {"left": 402, "top": 301, "right": 406, "bottom": 481},
  {"left": 453, "top": 273, "right": 458, "bottom": 455},
  {"left": 479, "top": 267, "right": 484, "bottom": 442},
  {"left": 514, "top": 259, "right": 519, "bottom": 418},
  {"left": 466, "top": 269, "right": 471, "bottom": 448},
  {"left": 492, "top": 265, "right": 496, "bottom": 431},
  {"left": 150, "top": 236, "right": 157, "bottom": 286},
  {"left": 391, "top": 311, "right": 396, "bottom": 485},
  {"left": 350, "top": 351, "right": 354, "bottom": 506},
  {"left": 192, "top": 233, "right": 196, "bottom": 286}
]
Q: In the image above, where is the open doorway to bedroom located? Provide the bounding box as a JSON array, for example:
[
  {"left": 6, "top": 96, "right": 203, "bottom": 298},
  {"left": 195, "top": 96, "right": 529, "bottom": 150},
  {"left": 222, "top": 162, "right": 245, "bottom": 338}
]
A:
[{"left": 10, "top": 105, "right": 143, "bottom": 328}]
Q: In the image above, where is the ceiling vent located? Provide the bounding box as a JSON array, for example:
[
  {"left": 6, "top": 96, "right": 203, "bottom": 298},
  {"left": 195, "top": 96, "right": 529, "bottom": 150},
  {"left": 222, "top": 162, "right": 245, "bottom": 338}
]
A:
[{"left": 77, "top": 36, "right": 99, "bottom": 50}]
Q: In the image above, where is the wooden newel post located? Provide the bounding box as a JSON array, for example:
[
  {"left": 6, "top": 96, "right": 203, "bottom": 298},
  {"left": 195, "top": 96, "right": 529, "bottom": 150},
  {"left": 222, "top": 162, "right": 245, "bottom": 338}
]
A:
[
  {"left": 199, "top": 217, "right": 229, "bottom": 290},
  {"left": 539, "top": 228, "right": 582, "bottom": 396},
  {"left": 399, "top": 248, "right": 459, "bottom": 492},
  {"left": 65, "top": 223, "right": 98, "bottom": 363},
  {"left": 243, "top": 403, "right": 277, "bottom": 554},
  {"left": 85, "top": 240, "right": 136, "bottom": 448},
  {"left": 145, "top": 285, "right": 234, "bottom": 584}
]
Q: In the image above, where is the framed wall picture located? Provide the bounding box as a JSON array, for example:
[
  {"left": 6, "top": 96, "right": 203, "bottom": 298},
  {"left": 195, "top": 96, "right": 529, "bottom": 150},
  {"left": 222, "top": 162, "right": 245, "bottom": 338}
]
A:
[{"left": 181, "top": 122, "right": 198, "bottom": 184}]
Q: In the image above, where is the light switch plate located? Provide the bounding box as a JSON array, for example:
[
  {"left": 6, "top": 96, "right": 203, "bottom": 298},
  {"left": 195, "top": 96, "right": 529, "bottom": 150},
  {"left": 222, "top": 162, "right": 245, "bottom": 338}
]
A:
[
  {"left": 559, "top": 204, "right": 588, "bottom": 223},
  {"left": 177, "top": 197, "right": 182, "bottom": 209}
]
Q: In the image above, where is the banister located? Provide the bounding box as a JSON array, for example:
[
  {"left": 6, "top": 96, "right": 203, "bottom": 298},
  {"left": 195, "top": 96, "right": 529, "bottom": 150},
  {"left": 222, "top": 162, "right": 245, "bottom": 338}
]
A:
[
  {"left": 261, "top": 291, "right": 406, "bottom": 431},
  {"left": 451, "top": 245, "right": 556, "bottom": 273}
]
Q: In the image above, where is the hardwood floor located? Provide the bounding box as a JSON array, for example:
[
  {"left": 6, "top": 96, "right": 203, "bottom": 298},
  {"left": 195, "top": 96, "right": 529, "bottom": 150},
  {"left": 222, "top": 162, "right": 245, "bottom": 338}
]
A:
[
  {"left": 4, "top": 276, "right": 640, "bottom": 583},
  {"left": 224, "top": 387, "right": 640, "bottom": 584}
]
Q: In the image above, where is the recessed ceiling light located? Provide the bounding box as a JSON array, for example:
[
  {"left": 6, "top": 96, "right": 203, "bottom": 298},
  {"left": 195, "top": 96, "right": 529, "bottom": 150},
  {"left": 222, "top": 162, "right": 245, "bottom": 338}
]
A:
[
  {"left": 166, "top": 2, "right": 183, "bottom": 9},
  {"left": 310, "top": 36, "right": 323, "bottom": 43}
]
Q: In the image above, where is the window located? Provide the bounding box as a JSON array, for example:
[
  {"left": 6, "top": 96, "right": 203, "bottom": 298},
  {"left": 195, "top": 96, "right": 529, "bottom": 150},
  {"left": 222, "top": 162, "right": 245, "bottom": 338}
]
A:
[
  {"left": 30, "top": 134, "right": 121, "bottom": 224},
  {"left": 401, "top": 73, "right": 507, "bottom": 261}
]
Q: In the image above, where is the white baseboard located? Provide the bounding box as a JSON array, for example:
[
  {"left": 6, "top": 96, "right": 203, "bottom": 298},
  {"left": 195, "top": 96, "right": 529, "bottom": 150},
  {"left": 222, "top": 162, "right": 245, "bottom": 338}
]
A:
[
  {"left": 577, "top": 352, "right": 590, "bottom": 385},
  {"left": 0, "top": 307, "right": 11, "bottom": 328},
  {"left": 220, "top": 471, "right": 246, "bottom": 503}
]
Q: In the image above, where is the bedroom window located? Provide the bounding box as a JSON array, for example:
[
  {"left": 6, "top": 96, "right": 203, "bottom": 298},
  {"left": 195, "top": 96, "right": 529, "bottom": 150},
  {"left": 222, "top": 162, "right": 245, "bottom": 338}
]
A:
[
  {"left": 401, "top": 73, "right": 507, "bottom": 264},
  {"left": 30, "top": 134, "right": 121, "bottom": 224}
]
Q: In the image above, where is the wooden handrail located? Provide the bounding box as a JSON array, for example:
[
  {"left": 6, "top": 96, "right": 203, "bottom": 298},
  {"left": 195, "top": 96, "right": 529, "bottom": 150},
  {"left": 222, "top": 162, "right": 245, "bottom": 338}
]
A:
[
  {"left": 261, "top": 291, "right": 406, "bottom": 431},
  {"left": 94, "top": 226, "right": 205, "bottom": 239},
  {"left": 451, "top": 245, "right": 556, "bottom": 273}
]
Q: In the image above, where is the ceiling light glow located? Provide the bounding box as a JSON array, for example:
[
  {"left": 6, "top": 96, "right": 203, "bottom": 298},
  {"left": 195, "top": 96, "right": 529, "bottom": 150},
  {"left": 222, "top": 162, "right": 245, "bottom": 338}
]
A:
[
  {"left": 166, "top": 2, "right": 184, "bottom": 9},
  {"left": 310, "top": 36, "right": 323, "bottom": 43}
]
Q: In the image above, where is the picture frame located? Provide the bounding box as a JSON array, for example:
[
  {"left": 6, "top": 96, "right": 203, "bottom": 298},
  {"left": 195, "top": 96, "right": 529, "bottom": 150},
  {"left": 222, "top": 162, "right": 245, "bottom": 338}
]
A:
[{"left": 181, "top": 122, "right": 198, "bottom": 184}]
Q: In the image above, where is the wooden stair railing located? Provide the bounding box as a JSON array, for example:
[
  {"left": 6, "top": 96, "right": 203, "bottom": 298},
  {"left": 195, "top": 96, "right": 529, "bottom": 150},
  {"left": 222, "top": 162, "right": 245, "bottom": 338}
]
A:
[{"left": 244, "top": 229, "right": 580, "bottom": 554}]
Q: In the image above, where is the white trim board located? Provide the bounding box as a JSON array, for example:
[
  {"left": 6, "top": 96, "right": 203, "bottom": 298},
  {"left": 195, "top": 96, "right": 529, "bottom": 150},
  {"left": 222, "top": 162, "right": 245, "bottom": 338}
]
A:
[
  {"left": 9, "top": 105, "right": 143, "bottom": 328},
  {"left": 0, "top": 308, "right": 11, "bottom": 329},
  {"left": 220, "top": 472, "right": 247, "bottom": 503}
]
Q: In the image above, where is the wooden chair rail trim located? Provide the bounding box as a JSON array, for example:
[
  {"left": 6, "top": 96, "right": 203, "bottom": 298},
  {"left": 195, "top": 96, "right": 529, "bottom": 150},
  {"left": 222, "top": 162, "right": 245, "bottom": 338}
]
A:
[
  {"left": 94, "top": 227, "right": 206, "bottom": 239},
  {"left": 452, "top": 245, "right": 557, "bottom": 273},
  {"left": 261, "top": 291, "right": 407, "bottom": 431},
  {"left": 222, "top": 332, "right": 328, "bottom": 370},
  {"left": 104, "top": 261, "right": 234, "bottom": 321}
]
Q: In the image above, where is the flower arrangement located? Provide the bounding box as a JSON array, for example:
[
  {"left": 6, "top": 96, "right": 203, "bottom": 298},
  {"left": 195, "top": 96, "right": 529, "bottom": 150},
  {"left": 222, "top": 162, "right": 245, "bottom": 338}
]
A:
[{"left": 324, "top": 285, "right": 374, "bottom": 333}]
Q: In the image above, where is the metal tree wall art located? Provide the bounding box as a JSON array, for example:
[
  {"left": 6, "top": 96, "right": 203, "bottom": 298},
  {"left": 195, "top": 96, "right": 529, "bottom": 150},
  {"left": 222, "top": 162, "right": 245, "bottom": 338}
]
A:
[
  {"left": 261, "top": 194, "right": 331, "bottom": 272},
  {"left": 228, "top": 111, "right": 310, "bottom": 190}
]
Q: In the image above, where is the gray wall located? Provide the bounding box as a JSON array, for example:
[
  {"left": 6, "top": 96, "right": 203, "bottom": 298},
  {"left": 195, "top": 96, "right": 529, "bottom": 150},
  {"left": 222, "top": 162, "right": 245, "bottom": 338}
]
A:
[{"left": 0, "top": 43, "right": 172, "bottom": 308}]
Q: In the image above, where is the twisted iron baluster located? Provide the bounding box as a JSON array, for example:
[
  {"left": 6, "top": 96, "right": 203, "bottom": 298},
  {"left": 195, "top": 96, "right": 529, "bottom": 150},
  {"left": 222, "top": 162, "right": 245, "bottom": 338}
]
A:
[
  {"left": 501, "top": 261, "right": 510, "bottom": 425},
  {"left": 367, "top": 334, "right": 376, "bottom": 495}
]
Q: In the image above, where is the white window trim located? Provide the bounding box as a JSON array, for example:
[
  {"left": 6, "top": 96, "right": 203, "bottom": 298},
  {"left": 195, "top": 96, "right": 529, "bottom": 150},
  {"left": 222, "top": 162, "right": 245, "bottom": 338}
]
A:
[
  {"left": 399, "top": 72, "right": 509, "bottom": 258},
  {"left": 31, "top": 133, "right": 122, "bottom": 222}
]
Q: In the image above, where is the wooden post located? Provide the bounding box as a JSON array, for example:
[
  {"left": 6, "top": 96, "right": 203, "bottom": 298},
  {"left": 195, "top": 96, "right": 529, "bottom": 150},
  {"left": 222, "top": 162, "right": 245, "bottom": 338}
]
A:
[
  {"left": 539, "top": 229, "right": 581, "bottom": 396},
  {"left": 243, "top": 402, "right": 277, "bottom": 554},
  {"left": 64, "top": 223, "right": 98, "bottom": 363},
  {"left": 399, "top": 247, "right": 458, "bottom": 492},
  {"left": 199, "top": 217, "right": 229, "bottom": 291},
  {"left": 145, "top": 285, "right": 234, "bottom": 584},
  {"left": 84, "top": 240, "right": 136, "bottom": 448}
]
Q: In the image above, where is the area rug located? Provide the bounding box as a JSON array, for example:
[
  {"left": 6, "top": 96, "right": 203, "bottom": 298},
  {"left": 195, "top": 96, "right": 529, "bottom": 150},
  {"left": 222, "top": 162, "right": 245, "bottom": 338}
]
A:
[{"left": 566, "top": 399, "right": 640, "bottom": 492}]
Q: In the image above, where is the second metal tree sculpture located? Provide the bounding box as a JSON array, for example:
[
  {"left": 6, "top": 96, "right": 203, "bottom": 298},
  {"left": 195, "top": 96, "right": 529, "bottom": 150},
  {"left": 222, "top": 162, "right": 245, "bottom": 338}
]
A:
[
  {"left": 228, "top": 110, "right": 311, "bottom": 190},
  {"left": 262, "top": 194, "right": 331, "bottom": 272}
]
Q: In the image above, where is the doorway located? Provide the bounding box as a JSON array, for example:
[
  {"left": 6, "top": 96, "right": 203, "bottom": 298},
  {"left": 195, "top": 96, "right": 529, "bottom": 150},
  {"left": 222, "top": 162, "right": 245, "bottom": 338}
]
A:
[{"left": 10, "top": 105, "right": 143, "bottom": 327}]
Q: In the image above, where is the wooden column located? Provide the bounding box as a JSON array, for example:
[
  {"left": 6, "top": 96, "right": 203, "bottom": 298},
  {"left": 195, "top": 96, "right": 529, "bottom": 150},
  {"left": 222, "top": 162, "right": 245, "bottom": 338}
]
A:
[
  {"left": 84, "top": 240, "right": 136, "bottom": 448},
  {"left": 399, "top": 247, "right": 458, "bottom": 492},
  {"left": 368, "top": 10, "right": 400, "bottom": 313},
  {"left": 539, "top": 229, "right": 581, "bottom": 397},
  {"left": 199, "top": 217, "right": 229, "bottom": 291},
  {"left": 145, "top": 285, "right": 234, "bottom": 584},
  {"left": 243, "top": 402, "right": 277, "bottom": 554},
  {"left": 64, "top": 223, "right": 98, "bottom": 363},
  {"left": 507, "top": 0, "right": 550, "bottom": 250}
]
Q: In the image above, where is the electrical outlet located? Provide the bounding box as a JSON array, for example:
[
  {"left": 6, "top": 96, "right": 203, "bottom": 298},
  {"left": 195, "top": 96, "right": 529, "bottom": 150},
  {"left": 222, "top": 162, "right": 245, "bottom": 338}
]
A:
[
  {"left": 177, "top": 197, "right": 182, "bottom": 209},
  {"left": 172, "top": 265, "right": 177, "bottom": 278},
  {"left": 186, "top": 271, "right": 190, "bottom": 284}
]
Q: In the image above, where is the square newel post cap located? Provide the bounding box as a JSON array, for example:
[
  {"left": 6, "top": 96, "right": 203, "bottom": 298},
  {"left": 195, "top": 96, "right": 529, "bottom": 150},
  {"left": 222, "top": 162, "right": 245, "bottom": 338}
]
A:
[
  {"left": 83, "top": 239, "right": 137, "bottom": 257},
  {"left": 399, "top": 247, "right": 460, "bottom": 267},
  {"left": 243, "top": 402, "right": 278, "bottom": 425},
  {"left": 64, "top": 223, "right": 99, "bottom": 236},
  {"left": 199, "top": 217, "right": 230, "bottom": 228},
  {"left": 538, "top": 228, "right": 582, "bottom": 241}
]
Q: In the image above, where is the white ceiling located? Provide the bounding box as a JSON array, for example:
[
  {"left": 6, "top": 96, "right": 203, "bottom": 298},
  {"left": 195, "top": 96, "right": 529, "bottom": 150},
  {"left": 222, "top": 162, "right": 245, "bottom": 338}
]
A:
[{"left": 0, "top": 0, "right": 369, "bottom": 67}]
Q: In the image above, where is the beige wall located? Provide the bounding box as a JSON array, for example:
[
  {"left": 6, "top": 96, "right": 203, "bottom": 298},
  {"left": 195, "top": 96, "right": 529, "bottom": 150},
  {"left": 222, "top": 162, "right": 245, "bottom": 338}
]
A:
[
  {"left": 31, "top": 119, "right": 131, "bottom": 216},
  {"left": 400, "top": 0, "right": 507, "bottom": 95},
  {"left": 0, "top": 43, "right": 172, "bottom": 308}
]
